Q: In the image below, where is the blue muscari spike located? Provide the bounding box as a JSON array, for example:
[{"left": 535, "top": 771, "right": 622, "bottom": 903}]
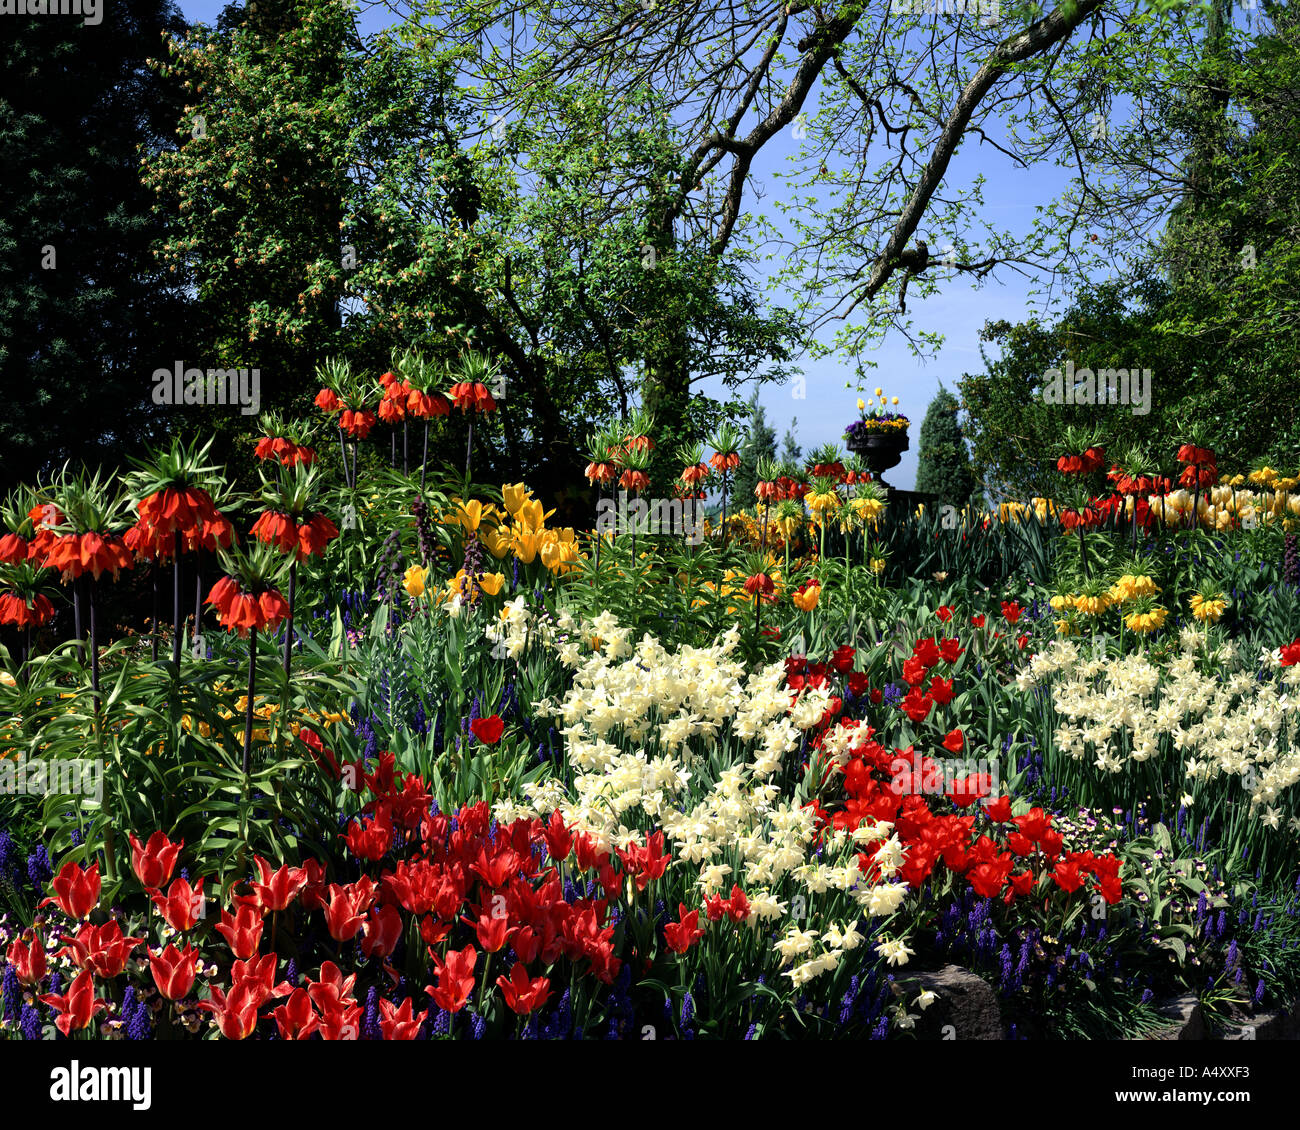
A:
[
  {"left": 20, "top": 1003, "right": 41, "bottom": 1041},
  {"left": 2, "top": 963, "right": 20, "bottom": 1024}
]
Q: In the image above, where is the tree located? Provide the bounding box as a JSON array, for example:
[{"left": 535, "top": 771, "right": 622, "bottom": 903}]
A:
[
  {"left": 141, "top": 0, "right": 359, "bottom": 464},
  {"left": 961, "top": 5, "right": 1300, "bottom": 496},
  {"left": 733, "top": 393, "right": 777, "bottom": 509},
  {"left": 780, "top": 418, "right": 802, "bottom": 467},
  {"left": 0, "top": 0, "right": 192, "bottom": 495},
  {"left": 394, "top": 0, "right": 1175, "bottom": 425},
  {"left": 915, "top": 387, "right": 979, "bottom": 509}
]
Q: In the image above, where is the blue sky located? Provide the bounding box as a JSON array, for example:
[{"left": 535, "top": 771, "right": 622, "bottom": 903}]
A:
[{"left": 175, "top": 1, "right": 1087, "bottom": 489}]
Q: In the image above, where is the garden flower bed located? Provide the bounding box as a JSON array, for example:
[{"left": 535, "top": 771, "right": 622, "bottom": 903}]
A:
[{"left": 3, "top": 386, "right": 1299, "bottom": 1055}]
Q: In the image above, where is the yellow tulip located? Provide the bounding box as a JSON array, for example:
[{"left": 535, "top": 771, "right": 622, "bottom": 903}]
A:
[
  {"left": 792, "top": 583, "right": 821, "bottom": 611},
  {"left": 456, "top": 499, "right": 486, "bottom": 533},
  {"left": 513, "top": 529, "right": 542, "bottom": 564},
  {"left": 482, "top": 527, "right": 512, "bottom": 559},
  {"left": 874, "top": 387, "right": 883, "bottom": 396},
  {"left": 857, "top": 398, "right": 865, "bottom": 411},
  {"left": 514, "top": 498, "right": 555, "bottom": 533},
  {"left": 502, "top": 483, "right": 530, "bottom": 517},
  {"left": 540, "top": 540, "right": 564, "bottom": 571},
  {"left": 479, "top": 572, "right": 505, "bottom": 596},
  {"left": 403, "top": 565, "right": 428, "bottom": 597}
]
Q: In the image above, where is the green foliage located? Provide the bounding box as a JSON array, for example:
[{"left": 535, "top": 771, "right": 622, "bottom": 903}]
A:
[
  {"left": 733, "top": 393, "right": 778, "bottom": 509},
  {"left": 0, "top": 0, "right": 193, "bottom": 495},
  {"left": 914, "top": 387, "right": 979, "bottom": 508}
]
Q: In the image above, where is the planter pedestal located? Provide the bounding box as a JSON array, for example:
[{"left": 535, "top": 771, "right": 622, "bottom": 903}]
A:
[{"left": 846, "top": 429, "right": 909, "bottom": 490}]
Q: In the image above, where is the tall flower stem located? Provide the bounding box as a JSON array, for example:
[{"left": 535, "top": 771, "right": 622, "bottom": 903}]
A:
[
  {"left": 403, "top": 420, "right": 409, "bottom": 476},
  {"left": 339, "top": 425, "right": 349, "bottom": 485},
  {"left": 243, "top": 627, "right": 257, "bottom": 775},
  {"left": 172, "top": 532, "right": 183, "bottom": 670},
  {"left": 88, "top": 575, "right": 100, "bottom": 703},
  {"left": 421, "top": 421, "right": 429, "bottom": 490},
  {"left": 151, "top": 569, "right": 160, "bottom": 662},
  {"left": 283, "top": 560, "right": 297, "bottom": 679},
  {"left": 465, "top": 418, "right": 474, "bottom": 479},
  {"left": 72, "top": 579, "right": 84, "bottom": 664},
  {"left": 194, "top": 549, "right": 203, "bottom": 651},
  {"left": 720, "top": 472, "right": 729, "bottom": 550}
]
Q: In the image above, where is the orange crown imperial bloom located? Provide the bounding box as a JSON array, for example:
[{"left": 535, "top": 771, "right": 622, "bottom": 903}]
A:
[
  {"left": 0, "top": 592, "right": 55, "bottom": 628},
  {"left": 377, "top": 396, "right": 406, "bottom": 423},
  {"left": 618, "top": 469, "right": 650, "bottom": 492},
  {"left": 585, "top": 461, "right": 617, "bottom": 485},
  {"left": 408, "top": 389, "right": 450, "bottom": 418},
  {"left": 743, "top": 572, "right": 775, "bottom": 596},
  {"left": 207, "top": 576, "right": 290, "bottom": 637},
  {"left": 251, "top": 510, "right": 299, "bottom": 554},
  {"left": 0, "top": 533, "right": 31, "bottom": 564},
  {"left": 709, "top": 451, "right": 740, "bottom": 472},
  {"left": 297, "top": 513, "right": 339, "bottom": 561},
  {"left": 338, "top": 408, "right": 377, "bottom": 438},
  {"left": 681, "top": 463, "right": 710, "bottom": 486},
  {"left": 447, "top": 382, "right": 497, "bottom": 414},
  {"left": 314, "top": 388, "right": 341, "bottom": 413},
  {"left": 624, "top": 434, "right": 654, "bottom": 454},
  {"left": 138, "top": 486, "right": 221, "bottom": 539}
]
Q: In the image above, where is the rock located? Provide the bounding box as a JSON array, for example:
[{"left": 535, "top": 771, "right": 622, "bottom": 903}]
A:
[
  {"left": 896, "top": 964, "right": 1005, "bottom": 1040},
  {"left": 1147, "top": 996, "right": 1205, "bottom": 1041}
]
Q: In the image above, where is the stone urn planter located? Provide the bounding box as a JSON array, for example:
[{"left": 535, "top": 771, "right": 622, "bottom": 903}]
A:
[{"left": 845, "top": 424, "right": 909, "bottom": 489}]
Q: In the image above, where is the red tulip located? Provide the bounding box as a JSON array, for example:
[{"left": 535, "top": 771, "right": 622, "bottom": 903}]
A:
[
  {"left": 57, "top": 920, "right": 145, "bottom": 979},
  {"left": 129, "top": 831, "right": 183, "bottom": 889},
  {"left": 470, "top": 714, "right": 505, "bottom": 745},
  {"left": 247, "top": 856, "right": 306, "bottom": 913},
  {"left": 271, "top": 987, "right": 320, "bottom": 1040},
  {"left": 495, "top": 962, "right": 551, "bottom": 1015},
  {"left": 323, "top": 879, "right": 376, "bottom": 943},
  {"left": 426, "top": 944, "right": 477, "bottom": 1013},
  {"left": 40, "top": 860, "right": 100, "bottom": 920},
  {"left": 150, "top": 943, "right": 199, "bottom": 1000},
  {"left": 39, "top": 969, "right": 108, "bottom": 1037},
  {"left": 359, "top": 905, "right": 404, "bottom": 960},
  {"left": 465, "top": 909, "right": 511, "bottom": 954},
  {"left": 197, "top": 980, "right": 262, "bottom": 1040},
  {"left": 215, "top": 904, "right": 264, "bottom": 960},
  {"left": 6, "top": 928, "right": 47, "bottom": 986},
  {"left": 151, "top": 876, "right": 205, "bottom": 932},
  {"left": 306, "top": 961, "right": 358, "bottom": 1013},
  {"left": 378, "top": 998, "right": 428, "bottom": 1040},
  {"left": 662, "top": 903, "right": 705, "bottom": 954}
]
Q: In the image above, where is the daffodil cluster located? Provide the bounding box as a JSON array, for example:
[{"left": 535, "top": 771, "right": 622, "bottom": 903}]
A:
[
  {"left": 1015, "top": 637, "right": 1300, "bottom": 824},
  {"left": 492, "top": 614, "right": 912, "bottom": 986}
]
